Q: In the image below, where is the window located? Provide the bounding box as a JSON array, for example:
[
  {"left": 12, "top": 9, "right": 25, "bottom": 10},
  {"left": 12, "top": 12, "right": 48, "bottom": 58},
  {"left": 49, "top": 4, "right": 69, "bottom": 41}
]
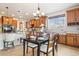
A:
[
  {"left": 47, "top": 14, "right": 67, "bottom": 33},
  {"left": 48, "top": 15, "right": 66, "bottom": 28}
]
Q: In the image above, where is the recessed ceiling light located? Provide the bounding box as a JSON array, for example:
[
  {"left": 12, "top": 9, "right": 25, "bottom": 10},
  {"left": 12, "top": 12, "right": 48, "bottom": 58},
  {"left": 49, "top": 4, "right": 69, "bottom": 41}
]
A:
[
  {"left": 25, "top": 13, "right": 28, "bottom": 15},
  {"left": 20, "top": 16, "right": 22, "bottom": 18},
  {"left": 41, "top": 12, "right": 45, "bottom": 16},
  {"left": 1, "top": 11, "right": 5, "bottom": 14},
  {"left": 12, "top": 14, "right": 15, "bottom": 17}
]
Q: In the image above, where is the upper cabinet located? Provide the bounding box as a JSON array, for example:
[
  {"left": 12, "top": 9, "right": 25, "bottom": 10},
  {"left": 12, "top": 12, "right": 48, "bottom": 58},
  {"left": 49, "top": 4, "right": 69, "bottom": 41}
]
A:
[
  {"left": 26, "top": 16, "right": 47, "bottom": 28},
  {"left": 2, "top": 16, "right": 13, "bottom": 25},
  {"left": 75, "top": 8, "right": 79, "bottom": 22},
  {"left": 2, "top": 16, "right": 17, "bottom": 28},
  {"left": 67, "top": 10, "right": 76, "bottom": 23},
  {"left": 3, "top": 16, "right": 9, "bottom": 25},
  {"left": 0, "top": 18, "right": 2, "bottom": 26},
  {"left": 12, "top": 19, "right": 17, "bottom": 28},
  {"left": 67, "top": 8, "right": 79, "bottom": 25}
]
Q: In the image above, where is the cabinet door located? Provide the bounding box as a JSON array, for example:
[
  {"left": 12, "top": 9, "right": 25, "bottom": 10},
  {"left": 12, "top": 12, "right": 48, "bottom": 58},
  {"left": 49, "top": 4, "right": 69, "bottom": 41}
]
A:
[
  {"left": 32, "top": 19, "right": 36, "bottom": 28},
  {"left": 67, "top": 10, "right": 76, "bottom": 23},
  {"left": 3, "top": 16, "right": 8, "bottom": 25},
  {"left": 12, "top": 20, "right": 17, "bottom": 28},
  {"left": 62, "top": 35, "right": 66, "bottom": 44},
  {"left": 36, "top": 20, "right": 40, "bottom": 27},
  {"left": 59, "top": 35, "right": 66, "bottom": 44},
  {"left": 34, "top": 20, "right": 37, "bottom": 28},
  {"left": 76, "top": 35, "right": 79, "bottom": 47},
  {"left": 0, "top": 18, "right": 2, "bottom": 25},
  {"left": 75, "top": 8, "right": 79, "bottom": 22},
  {"left": 73, "top": 35, "right": 77, "bottom": 47},
  {"left": 66, "top": 35, "right": 74, "bottom": 46},
  {"left": 39, "top": 16, "right": 46, "bottom": 25},
  {"left": 8, "top": 17, "right": 12, "bottom": 25},
  {"left": 59, "top": 35, "right": 62, "bottom": 43}
]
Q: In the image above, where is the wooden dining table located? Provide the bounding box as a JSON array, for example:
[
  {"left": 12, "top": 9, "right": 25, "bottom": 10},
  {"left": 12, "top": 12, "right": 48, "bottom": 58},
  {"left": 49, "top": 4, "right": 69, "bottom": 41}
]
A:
[{"left": 23, "top": 37, "right": 48, "bottom": 56}]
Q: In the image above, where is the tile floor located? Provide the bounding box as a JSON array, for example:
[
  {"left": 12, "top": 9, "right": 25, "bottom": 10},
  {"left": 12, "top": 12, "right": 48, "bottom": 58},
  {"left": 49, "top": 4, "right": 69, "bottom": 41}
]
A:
[{"left": 0, "top": 44, "right": 79, "bottom": 56}]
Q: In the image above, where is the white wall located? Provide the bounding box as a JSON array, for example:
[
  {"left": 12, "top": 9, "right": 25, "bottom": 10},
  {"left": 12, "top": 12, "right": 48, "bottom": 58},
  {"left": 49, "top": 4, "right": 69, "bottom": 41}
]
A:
[{"left": 47, "top": 6, "right": 79, "bottom": 34}]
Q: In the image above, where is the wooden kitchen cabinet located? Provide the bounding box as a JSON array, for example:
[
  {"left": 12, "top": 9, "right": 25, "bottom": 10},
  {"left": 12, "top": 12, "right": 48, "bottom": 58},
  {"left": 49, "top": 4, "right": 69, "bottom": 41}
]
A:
[
  {"left": 59, "top": 35, "right": 66, "bottom": 44},
  {"left": 31, "top": 19, "right": 37, "bottom": 28},
  {"left": 12, "top": 20, "right": 17, "bottom": 28},
  {"left": 27, "top": 16, "right": 47, "bottom": 28},
  {"left": 36, "top": 19, "right": 40, "bottom": 27},
  {"left": 39, "top": 16, "right": 46, "bottom": 25},
  {"left": 59, "top": 34, "right": 79, "bottom": 47},
  {"left": 0, "top": 18, "right": 2, "bottom": 26},
  {"left": 2, "top": 16, "right": 13, "bottom": 25},
  {"left": 3, "top": 16, "right": 8, "bottom": 25},
  {"left": 75, "top": 8, "right": 79, "bottom": 22},
  {"left": 59, "top": 35, "right": 62, "bottom": 43},
  {"left": 8, "top": 17, "right": 12, "bottom": 25},
  {"left": 67, "top": 8, "right": 79, "bottom": 25},
  {"left": 76, "top": 35, "right": 79, "bottom": 47},
  {"left": 66, "top": 34, "right": 74, "bottom": 46},
  {"left": 2, "top": 16, "right": 17, "bottom": 28},
  {"left": 67, "top": 10, "right": 76, "bottom": 23}
]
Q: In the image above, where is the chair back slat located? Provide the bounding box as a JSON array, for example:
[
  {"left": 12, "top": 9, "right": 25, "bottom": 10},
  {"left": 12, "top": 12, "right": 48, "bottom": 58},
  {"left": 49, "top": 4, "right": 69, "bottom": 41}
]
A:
[
  {"left": 53, "top": 34, "right": 59, "bottom": 44},
  {"left": 47, "top": 34, "right": 51, "bottom": 53}
]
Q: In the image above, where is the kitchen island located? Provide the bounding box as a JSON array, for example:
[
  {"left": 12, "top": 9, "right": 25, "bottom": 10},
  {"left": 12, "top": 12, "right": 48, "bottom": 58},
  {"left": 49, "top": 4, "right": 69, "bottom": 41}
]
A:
[{"left": 0, "top": 32, "right": 25, "bottom": 50}]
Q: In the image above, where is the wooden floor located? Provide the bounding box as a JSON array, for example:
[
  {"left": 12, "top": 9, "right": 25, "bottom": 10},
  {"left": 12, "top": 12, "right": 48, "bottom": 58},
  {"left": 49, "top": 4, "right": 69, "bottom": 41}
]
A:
[{"left": 0, "top": 44, "right": 79, "bottom": 56}]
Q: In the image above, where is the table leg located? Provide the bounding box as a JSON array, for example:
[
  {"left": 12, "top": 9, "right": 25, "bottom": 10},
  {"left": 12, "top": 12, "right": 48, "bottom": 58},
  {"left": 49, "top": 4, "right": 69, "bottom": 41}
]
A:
[
  {"left": 37, "top": 44, "right": 40, "bottom": 56},
  {"left": 53, "top": 43, "right": 55, "bottom": 56},
  {"left": 26, "top": 42, "right": 28, "bottom": 53},
  {"left": 23, "top": 39, "right": 25, "bottom": 56}
]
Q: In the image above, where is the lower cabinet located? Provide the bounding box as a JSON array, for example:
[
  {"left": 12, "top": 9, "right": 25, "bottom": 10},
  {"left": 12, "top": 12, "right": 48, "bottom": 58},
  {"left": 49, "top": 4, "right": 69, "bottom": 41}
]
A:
[
  {"left": 59, "top": 35, "right": 66, "bottom": 44},
  {"left": 66, "top": 35, "right": 74, "bottom": 46},
  {"left": 76, "top": 35, "right": 79, "bottom": 47},
  {"left": 59, "top": 34, "right": 79, "bottom": 47}
]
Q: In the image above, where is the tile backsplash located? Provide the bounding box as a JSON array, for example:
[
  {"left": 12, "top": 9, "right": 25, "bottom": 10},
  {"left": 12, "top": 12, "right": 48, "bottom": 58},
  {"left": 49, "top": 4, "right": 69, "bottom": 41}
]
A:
[{"left": 48, "top": 25, "right": 79, "bottom": 34}]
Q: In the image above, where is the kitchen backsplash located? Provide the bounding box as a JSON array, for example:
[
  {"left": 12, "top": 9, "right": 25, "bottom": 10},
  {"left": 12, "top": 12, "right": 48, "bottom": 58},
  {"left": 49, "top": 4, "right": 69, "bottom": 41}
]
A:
[{"left": 48, "top": 25, "right": 79, "bottom": 34}]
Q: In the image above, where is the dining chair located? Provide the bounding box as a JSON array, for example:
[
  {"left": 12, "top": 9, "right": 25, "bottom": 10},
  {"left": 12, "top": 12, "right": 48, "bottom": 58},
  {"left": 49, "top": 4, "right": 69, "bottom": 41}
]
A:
[
  {"left": 26, "top": 32, "right": 51, "bottom": 56},
  {"left": 53, "top": 34, "right": 59, "bottom": 51},
  {"left": 3, "top": 33, "right": 16, "bottom": 49},
  {"left": 39, "top": 34, "right": 55, "bottom": 56},
  {"left": 26, "top": 35, "right": 38, "bottom": 56}
]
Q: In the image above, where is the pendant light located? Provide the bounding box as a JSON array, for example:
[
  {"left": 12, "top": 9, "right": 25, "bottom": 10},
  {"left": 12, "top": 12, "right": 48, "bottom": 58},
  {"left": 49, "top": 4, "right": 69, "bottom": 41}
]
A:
[{"left": 33, "top": 4, "right": 45, "bottom": 19}]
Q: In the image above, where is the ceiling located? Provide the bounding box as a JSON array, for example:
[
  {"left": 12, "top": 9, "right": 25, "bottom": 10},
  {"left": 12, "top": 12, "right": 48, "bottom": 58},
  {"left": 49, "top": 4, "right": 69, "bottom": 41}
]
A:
[{"left": 0, "top": 3, "right": 79, "bottom": 21}]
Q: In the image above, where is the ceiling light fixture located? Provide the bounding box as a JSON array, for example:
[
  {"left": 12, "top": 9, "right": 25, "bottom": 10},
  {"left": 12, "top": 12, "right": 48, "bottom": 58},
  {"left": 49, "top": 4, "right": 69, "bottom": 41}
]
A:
[
  {"left": 5, "top": 7, "right": 9, "bottom": 16},
  {"left": 25, "top": 13, "right": 28, "bottom": 15},
  {"left": 33, "top": 4, "right": 45, "bottom": 19},
  {"left": 18, "top": 10, "right": 23, "bottom": 19},
  {"left": 5, "top": 7, "right": 9, "bottom": 23}
]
